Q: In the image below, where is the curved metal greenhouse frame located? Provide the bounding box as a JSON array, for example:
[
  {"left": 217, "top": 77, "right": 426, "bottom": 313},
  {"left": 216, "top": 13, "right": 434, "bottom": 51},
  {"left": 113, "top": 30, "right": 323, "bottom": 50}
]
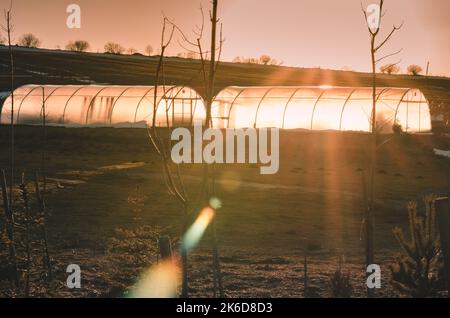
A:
[
  {"left": 0, "top": 85, "right": 205, "bottom": 128},
  {"left": 211, "top": 86, "right": 431, "bottom": 133},
  {"left": 0, "top": 85, "right": 431, "bottom": 133}
]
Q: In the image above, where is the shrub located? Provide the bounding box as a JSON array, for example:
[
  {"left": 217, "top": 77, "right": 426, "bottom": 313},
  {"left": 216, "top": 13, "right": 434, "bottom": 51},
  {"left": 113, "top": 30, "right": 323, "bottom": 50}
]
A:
[
  {"left": 393, "top": 120, "right": 403, "bottom": 134},
  {"left": 390, "top": 196, "right": 445, "bottom": 297},
  {"left": 329, "top": 256, "right": 353, "bottom": 298}
]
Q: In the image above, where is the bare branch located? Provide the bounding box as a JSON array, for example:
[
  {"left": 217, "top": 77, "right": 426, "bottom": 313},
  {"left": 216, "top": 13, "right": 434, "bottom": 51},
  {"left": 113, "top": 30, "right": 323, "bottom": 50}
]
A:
[
  {"left": 375, "top": 48, "right": 403, "bottom": 64},
  {"left": 215, "top": 23, "right": 224, "bottom": 73},
  {"left": 375, "top": 21, "right": 404, "bottom": 52},
  {"left": 193, "top": 5, "right": 205, "bottom": 39}
]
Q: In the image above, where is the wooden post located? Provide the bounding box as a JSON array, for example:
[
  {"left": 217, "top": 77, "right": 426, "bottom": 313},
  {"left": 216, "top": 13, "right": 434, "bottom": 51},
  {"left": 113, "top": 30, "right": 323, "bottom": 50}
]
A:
[
  {"left": 436, "top": 197, "right": 450, "bottom": 297},
  {"left": 158, "top": 235, "right": 173, "bottom": 261}
]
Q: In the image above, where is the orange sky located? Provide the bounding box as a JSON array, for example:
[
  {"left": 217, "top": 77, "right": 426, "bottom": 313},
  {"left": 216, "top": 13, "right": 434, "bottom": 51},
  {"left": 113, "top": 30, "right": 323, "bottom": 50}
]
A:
[{"left": 1, "top": 0, "right": 449, "bottom": 76}]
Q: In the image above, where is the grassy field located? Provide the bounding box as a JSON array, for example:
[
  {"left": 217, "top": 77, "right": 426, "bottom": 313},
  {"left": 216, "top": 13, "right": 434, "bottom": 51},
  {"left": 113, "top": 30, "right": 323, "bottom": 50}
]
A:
[{"left": 0, "top": 125, "right": 449, "bottom": 297}]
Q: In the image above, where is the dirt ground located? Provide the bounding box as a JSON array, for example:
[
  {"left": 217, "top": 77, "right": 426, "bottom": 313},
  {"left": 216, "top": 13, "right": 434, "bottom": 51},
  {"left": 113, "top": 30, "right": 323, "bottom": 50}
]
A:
[{"left": 0, "top": 126, "right": 449, "bottom": 298}]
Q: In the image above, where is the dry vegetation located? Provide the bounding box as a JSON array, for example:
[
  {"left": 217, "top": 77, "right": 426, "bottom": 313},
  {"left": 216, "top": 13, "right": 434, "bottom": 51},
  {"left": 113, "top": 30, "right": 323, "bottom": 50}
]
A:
[{"left": 1, "top": 126, "right": 449, "bottom": 297}]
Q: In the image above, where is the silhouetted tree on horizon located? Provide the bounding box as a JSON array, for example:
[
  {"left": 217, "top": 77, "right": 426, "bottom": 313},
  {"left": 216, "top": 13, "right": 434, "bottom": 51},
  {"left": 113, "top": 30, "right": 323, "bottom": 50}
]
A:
[
  {"left": 145, "top": 44, "right": 153, "bottom": 56},
  {"left": 380, "top": 63, "right": 400, "bottom": 74},
  {"left": 407, "top": 64, "right": 423, "bottom": 76},
  {"left": 18, "top": 33, "right": 41, "bottom": 48},
  {"left": 104, "top": 42, "right": 125, "bottom": 55},
  {"left": 66, "top": 40, "right": 90, "bottom": 52},
  {"left": 259, "top": 54, "right": 271, "bottom": 65}
]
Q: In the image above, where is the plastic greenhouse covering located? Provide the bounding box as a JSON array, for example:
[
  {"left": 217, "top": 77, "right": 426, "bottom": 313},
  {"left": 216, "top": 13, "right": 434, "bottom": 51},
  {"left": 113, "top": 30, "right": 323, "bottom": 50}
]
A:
[
  {"left": 211, "top": 86, "right": 431, "bottom": 133},
  {"left": 0, "top": 85, "right": 205, "bottom": 127},
  {"left": 0, "top": 85, "right": 431, "bottom": 133}
]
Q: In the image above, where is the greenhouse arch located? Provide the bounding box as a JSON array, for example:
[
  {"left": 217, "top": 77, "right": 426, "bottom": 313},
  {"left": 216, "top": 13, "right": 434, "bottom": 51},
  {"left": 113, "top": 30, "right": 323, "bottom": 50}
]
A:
[
  {"left": 0, "top": 85, "right": 206, "bottom": 128},
  {"left": 0, "top": 84, "right": 431, "bottom": 133},
  {"left": 211, "top": 86, "right": 431, "bottom": 133}
]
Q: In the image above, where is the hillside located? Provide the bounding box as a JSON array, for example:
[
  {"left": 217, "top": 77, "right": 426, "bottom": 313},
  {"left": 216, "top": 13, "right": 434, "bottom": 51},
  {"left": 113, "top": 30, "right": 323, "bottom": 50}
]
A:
[{"left": 1, "top": 46, "right": 449, "bottom": 110}]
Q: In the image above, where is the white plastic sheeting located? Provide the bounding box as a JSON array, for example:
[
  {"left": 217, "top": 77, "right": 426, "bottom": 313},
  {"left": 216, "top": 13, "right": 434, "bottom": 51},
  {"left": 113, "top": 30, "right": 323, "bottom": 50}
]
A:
[
  {"left": 212, "top": 86, "right": 431, "bottom": 133},
  {"left": 0, "top": 85, "right": 432, "bottom": 133},
  {"left": 0, "top": 85, "right": 205, "bottom": 127}
]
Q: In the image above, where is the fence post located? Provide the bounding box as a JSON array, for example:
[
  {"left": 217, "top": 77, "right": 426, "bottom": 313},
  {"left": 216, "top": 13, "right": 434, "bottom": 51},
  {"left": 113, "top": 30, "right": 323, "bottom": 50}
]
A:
[
  {"left": 436, "top": 197, "right": 450, "bottom": 297},
  {"left": 158, "top": 235, "right": 173, "bottom": 261}
]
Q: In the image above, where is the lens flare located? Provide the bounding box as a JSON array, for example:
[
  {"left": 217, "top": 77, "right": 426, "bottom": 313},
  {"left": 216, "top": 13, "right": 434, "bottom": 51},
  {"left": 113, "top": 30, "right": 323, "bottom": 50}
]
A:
[
  {"left": 131, "top": 260, "right": 180, "bottom": 298},
  {"left": 181, "top": 207, "right": 216, "bottom": 253},
  {"left": 209, "top": 197, "right": 222, "bottom": 209}
]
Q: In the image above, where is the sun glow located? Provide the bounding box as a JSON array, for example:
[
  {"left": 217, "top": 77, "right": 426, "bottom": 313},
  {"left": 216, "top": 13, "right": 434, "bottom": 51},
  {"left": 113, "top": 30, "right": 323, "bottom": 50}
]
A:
[
  {"left": 181, "top": 207, "right": 216, "bottom": 253},
  {"left": 131, "top": 260, "right": 181, "bottom": 298}
]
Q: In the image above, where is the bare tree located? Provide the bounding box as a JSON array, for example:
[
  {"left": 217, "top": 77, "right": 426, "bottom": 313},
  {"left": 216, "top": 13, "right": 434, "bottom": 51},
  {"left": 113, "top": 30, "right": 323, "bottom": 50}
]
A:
[
  {"left": 1, "top": 0, "right": 19, "bottom": 287},
  {"left": 18, "top": 33, "right": 41, "bottom": 48},
  {"left": 380, "top": 63, "right": 400, "bottom": 74},
  {"left": 66, "top": 40, "right": 90, "bottom": 52},
  {"left": 104, "top": 42, "right": 125, "bottom": 54},
  {"left": 126, "top": 47, "right": 138, "bottom": 55},
  {"left": 149, "top": 0, "right": 225, "bottom": 298},
  {"left": 407, "top": 64, "right": 423, "bottom": 76},
  {"left": 270, "top": 58, "right": 283, "bottom": 66},
  {"left": 259, "top": 54, "right": 271, "bottom": 65},
  {"left": 361, "top": 0, "right": 403, "bottom": 297},
  {"left": 145, "top": 44, "right": 154, "bottom": 56},
  {"left": 146, "top": 16, "right": 191, "bottom": 297},
  {"left": 232, "top": 56, "right": 241, "bottom": 63},
  {"left": 2, "top": 1, "right": 15, "bottom": 214}
]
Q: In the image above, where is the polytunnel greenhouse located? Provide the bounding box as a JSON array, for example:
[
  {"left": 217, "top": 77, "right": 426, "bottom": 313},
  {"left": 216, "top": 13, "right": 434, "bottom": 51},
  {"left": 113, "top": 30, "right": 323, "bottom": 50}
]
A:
[
  {"left": 0, "top": 85, "right": 205, "bottom": 127},
  {"left": 0, "top": 85, "right": 431, "bottom": 133},
  {"left": 211, "top": 86, "right": 431, "bottom": 133}
]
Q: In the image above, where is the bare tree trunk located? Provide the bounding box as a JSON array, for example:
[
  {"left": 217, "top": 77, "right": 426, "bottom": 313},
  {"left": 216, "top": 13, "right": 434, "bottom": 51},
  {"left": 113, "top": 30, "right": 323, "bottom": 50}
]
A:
[
  {"left": 34, "top": 172, "right": 52, "bottom": 281},
  {"left": 159, "top": 0, "right": 224, "bottom": 297},
  {"left": 41, "top": 88, "right": 47, "bottom": 194},
  {"left": 361, "top": 0, "right": 402, "bottom": 297},
  {"left": 206, "top": 0, "right": 218, "bottom": 128},
  {"left": 19, "top": 173, "right": 31, "bottom": 296},
  {"left": 181, "top": 204, "right": 189, "bottom": 298},
  {"left": 366, "top": 36, "right": 377, "bottom": 298},
  {"left": 6, "top": 7, "right": 15, "bottom": 214},
  {"left": 205, "top": 0, "right": 224, "bottom": 298}
]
